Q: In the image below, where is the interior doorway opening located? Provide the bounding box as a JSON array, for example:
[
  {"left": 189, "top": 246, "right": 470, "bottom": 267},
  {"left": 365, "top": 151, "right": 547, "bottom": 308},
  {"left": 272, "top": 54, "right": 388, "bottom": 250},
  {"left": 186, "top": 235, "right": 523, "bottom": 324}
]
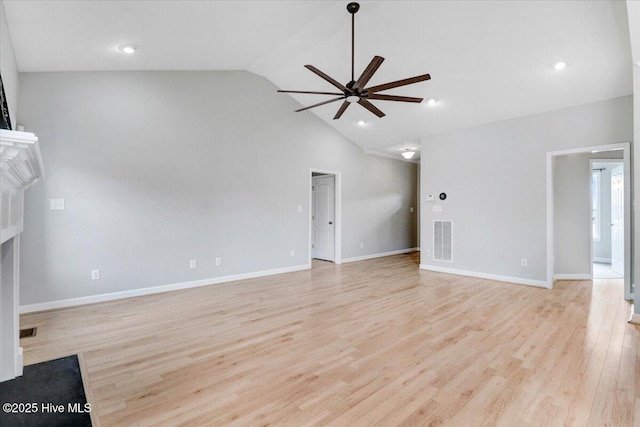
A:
[
  {"left": 310, "top": 170, "right": 341, "bottom": 265},
  {"left": 591, "top": 160, "right": 624, "bottom": 280},
  {"left": 546, "top": 143, "right": 631, "bottom": 300}
]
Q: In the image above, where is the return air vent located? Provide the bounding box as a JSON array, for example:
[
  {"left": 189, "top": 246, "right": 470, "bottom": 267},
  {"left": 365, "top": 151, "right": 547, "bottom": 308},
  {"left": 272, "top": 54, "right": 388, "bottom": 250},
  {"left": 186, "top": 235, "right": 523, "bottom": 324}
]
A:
[{"left": 433, "top": 220, "right": 453, "bottom": 262}]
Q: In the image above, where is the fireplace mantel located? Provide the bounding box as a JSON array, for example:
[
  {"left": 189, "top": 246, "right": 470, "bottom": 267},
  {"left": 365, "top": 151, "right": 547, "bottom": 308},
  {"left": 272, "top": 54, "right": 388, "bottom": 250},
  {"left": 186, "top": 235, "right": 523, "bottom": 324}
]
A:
[
  {"left": 1, "top": 128, "right": 43, "bottom": 382},
  {"left": 1, "top": 129, "right": 43, "bottom": 244}
]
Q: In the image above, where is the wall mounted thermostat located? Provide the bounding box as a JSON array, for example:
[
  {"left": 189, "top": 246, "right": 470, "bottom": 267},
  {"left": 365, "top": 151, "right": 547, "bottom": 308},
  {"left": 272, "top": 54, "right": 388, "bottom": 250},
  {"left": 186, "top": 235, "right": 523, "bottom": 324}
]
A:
[{"left": 439, "top": 192, "right": 447, "bottom": 200}]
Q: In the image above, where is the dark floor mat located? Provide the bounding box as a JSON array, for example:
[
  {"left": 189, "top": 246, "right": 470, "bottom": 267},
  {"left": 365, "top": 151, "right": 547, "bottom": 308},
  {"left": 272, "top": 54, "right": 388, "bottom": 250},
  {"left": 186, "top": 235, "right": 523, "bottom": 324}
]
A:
[{"left": 0, "top": 355, "right": 92, "bottom": 427}]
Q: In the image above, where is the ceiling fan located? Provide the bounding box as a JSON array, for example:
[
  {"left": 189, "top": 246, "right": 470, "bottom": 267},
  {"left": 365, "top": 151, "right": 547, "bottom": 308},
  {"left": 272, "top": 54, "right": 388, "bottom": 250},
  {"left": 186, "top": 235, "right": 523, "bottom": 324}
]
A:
[{"left": 278, "top": 2, "right": 431, "bottom": 119}]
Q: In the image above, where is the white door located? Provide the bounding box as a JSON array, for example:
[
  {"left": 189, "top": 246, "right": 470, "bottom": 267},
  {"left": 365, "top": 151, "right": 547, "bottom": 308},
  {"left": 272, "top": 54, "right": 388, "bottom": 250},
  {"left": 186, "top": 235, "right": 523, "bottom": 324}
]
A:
[
  {"left": 312, "top": 175, "right": 335, "bottom": 261},
  {"left": 611, "top": 165, "right": 624, "bottom": 276}
]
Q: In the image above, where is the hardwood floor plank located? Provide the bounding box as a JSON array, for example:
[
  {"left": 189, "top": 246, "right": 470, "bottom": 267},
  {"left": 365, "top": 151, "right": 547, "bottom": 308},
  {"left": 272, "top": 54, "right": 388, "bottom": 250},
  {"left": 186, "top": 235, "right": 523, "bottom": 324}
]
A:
[{"left": 16, "top": 254, "right": 638, "bottom": 426}]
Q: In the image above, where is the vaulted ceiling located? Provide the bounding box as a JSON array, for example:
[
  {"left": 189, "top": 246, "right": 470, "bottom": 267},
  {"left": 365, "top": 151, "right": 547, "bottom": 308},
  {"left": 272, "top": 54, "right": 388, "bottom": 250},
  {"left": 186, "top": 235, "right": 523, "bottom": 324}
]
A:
[{"left": 2, "top": 1, "right": 636, "bottom": 160}]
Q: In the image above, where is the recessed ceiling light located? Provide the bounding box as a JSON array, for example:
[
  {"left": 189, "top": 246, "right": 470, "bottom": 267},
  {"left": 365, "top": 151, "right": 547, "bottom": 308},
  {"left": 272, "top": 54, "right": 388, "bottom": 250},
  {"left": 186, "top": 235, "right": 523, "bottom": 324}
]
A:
[
  {"left": 357, "top": 120, "right": 367, "bottom": 126},
  {"left": 426, "top": 98, "right": 438, "bottom": 106},
  {"left": 119, "top": 44, "right": 138, "bottom": 54},
  {"left": 553, "top": 61, "right": 567, "bottom": 70}
]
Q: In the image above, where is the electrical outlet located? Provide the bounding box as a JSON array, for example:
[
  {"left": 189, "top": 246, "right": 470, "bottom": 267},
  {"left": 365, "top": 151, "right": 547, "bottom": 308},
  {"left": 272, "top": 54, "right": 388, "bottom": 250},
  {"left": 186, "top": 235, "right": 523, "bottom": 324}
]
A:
[
  {"left": 409, "top": 207, "right": 414, "bottom": 213},
  {"left": 50, "top": 199, "right": 65, "bottom": 210},
  {"left": 425, "top": 249, "right": 431, "bottom": 256},
  {"left": 290, "top": 249, "right": 295, "bottom": 257},
  {"left": 297, "top": 205, "right": 303, "bottom": 212},
  {"left": 215, "top": 257, "right": 222, "bottom": 266},
  {"left": 360, "top": 242, "right": 364, "bottom": 249},
  {"left": 91, "top": 269, "right": 100, "bottom": 280},
  {"left": 189, "top": 259, "right": 197, "bottom": 269},
  {"left": 521, "top": 258, "right": 528, "bottom": 267}
]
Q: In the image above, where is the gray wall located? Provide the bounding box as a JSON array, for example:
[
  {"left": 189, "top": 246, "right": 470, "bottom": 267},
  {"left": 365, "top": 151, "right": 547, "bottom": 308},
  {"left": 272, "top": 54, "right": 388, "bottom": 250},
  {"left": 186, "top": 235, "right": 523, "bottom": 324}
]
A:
[
  {"left": 554, "top": 154, "right": 591, "bottom": 275},
  {"left": 420, "top": 96, "right": 633, "bottom": 282},
  {"left": 18, "top": 71, "right": 418, "bottom": 305}
]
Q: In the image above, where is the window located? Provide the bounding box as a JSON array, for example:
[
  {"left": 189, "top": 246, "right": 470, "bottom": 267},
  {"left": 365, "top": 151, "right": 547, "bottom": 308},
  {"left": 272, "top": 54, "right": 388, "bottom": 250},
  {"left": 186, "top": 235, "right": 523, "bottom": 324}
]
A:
[{"left": 592, "top": 170, "right": 601, "bottom": 241}]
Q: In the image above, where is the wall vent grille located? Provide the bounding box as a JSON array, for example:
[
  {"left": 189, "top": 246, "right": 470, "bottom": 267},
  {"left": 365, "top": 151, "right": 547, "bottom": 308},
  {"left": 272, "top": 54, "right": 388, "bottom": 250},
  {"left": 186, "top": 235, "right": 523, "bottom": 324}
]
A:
[{"left": 433, "top": 220, "right": 453, "bottom": 262}]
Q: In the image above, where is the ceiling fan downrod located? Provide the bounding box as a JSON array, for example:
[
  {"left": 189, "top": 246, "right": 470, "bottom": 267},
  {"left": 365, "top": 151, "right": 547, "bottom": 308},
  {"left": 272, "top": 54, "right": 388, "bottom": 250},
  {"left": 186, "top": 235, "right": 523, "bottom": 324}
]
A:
[{"left": 347, "top": 2, "right": 360, "bottom": 87}]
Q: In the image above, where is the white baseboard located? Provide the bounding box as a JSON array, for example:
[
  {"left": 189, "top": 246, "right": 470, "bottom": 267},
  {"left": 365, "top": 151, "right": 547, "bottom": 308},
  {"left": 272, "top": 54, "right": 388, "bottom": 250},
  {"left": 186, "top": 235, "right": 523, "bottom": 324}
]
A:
[
  {"left": 419, "top": 264, "right": 549, "bottom": 289},
  {"left": 341, "top": 247, "right": 419, "bottom": 264},
  {"left": 553, "top": 274, "right": 592, "bottom": 281},
  {"left": 20, "top": 264, "right": 311, "bottom": 314},
  {"left": 593, "top": 257, "right": 611, "bottom": 264},
  {"left": 629, "top": 311, "right": 640, "bottom": 325},
  {"left": 16, "top": 347, "right": 23, "bottom": 377}
]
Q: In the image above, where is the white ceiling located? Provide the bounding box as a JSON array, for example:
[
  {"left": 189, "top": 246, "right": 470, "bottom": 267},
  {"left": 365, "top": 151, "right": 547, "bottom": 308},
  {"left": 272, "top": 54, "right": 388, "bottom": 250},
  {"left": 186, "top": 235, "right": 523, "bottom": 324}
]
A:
[{"left": 2, "top": 0, "right": 636, "bottom": 161}]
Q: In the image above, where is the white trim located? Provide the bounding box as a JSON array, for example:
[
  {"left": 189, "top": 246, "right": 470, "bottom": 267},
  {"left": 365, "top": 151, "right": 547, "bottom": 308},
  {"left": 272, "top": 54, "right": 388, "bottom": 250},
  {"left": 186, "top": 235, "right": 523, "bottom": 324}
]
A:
[
  {"left": 19, "top": 264, "right": 311, "bottom": 314},
  {"left": 546, "top": 151, "right": 554, "bottom": 287},
  {"left": 553, "top": 274, "right": 592, "bottom": 281},
  {"left": 419, "top": 264, "right": 548, "bottom": 289},
  {"left": 309, "top": 169, "right": 342, "bottom": 265},
  {"left": 546, "top": 142, "right": 631, "bottom": 298},
  {"left": 342, "top": 247, "right": 419, "bottom": 263},
  {"left": 16, "top": 348, "right": 22, "bottom": 378},
  {"left": 593, "top": 257, "right": 612, "bottom": 263},
  {"left": 629, "top": 313, "right": 640, "bottom": 325},
  {"left": 590, "top": 163, "right": 602, "bottom": 244}
]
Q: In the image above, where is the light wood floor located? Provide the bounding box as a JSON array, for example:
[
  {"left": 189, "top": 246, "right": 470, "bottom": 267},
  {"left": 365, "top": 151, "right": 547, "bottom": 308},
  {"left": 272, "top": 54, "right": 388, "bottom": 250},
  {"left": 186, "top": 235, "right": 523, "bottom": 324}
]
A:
[{"left": 20, "top": 253, "right": 638, "bottom": 426}]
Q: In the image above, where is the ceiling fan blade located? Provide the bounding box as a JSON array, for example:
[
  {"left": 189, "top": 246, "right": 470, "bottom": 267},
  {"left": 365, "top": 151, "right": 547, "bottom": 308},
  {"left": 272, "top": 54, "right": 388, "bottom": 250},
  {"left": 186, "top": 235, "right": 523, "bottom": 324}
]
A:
[
  {"left": 367, "top": 94, "right": 423, "bottom": 103},
  {"left": 305, "top": 65, "right": 349, "bottom": 92},
  {"left": 357, "top": 98, "right": 385, "bottom": 118},
  {"left": 354, "top": 56, "right": 385, "bottom": 90},
  {"left": 277, "top": 90, "right": 345, "bottom": 96},
  {"left": 333, "top": 101, "right": 350, "bottom": 120},
  {"left": 366, "top": 74, "right": 431, "bottom": 94},
  {"left": 295, "top": 96, "right": 346, "bottom": 112}
]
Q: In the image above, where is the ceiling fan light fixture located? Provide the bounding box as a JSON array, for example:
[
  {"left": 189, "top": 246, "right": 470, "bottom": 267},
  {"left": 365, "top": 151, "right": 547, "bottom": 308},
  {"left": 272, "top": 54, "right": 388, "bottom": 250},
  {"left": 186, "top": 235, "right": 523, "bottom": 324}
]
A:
[{"left": 346, "top": 95, "right": 360, "bottom": 103}]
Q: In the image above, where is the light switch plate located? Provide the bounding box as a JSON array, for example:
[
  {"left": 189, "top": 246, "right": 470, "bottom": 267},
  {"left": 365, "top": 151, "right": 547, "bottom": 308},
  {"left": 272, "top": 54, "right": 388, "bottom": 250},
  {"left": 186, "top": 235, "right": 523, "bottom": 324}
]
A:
[{"left": 50, "top": 199, "right": 65, "bottom": 210}]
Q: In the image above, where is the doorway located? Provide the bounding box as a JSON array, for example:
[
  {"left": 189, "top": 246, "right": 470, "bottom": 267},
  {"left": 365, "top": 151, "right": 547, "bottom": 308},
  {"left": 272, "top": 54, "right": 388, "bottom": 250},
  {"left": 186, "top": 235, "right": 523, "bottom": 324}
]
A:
[
  {"left": 310, "top": 170, "right": 341, "bottom": 264},
  {"left": 546, "top": 142, "right": 631, "bottom": 300},
  {"left": 591, "top": 160, "right": 624, "bottom": 280}
]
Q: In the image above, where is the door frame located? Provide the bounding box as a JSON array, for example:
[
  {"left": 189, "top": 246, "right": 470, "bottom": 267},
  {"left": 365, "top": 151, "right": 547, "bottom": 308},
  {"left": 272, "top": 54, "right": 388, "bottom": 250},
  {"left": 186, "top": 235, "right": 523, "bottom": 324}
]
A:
[
  {"left": 309, "top": 169, "right": 342, "bottom": 264},
  {"left": 546, "top": 142, "right": 631, "bottom": 299}
]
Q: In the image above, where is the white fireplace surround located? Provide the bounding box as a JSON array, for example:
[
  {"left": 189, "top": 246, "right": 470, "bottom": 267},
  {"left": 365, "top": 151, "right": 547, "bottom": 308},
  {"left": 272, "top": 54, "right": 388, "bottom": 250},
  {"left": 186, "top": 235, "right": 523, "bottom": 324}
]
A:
[{"left": 1, "top": 129, "right": 43, "bottom": 382}]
